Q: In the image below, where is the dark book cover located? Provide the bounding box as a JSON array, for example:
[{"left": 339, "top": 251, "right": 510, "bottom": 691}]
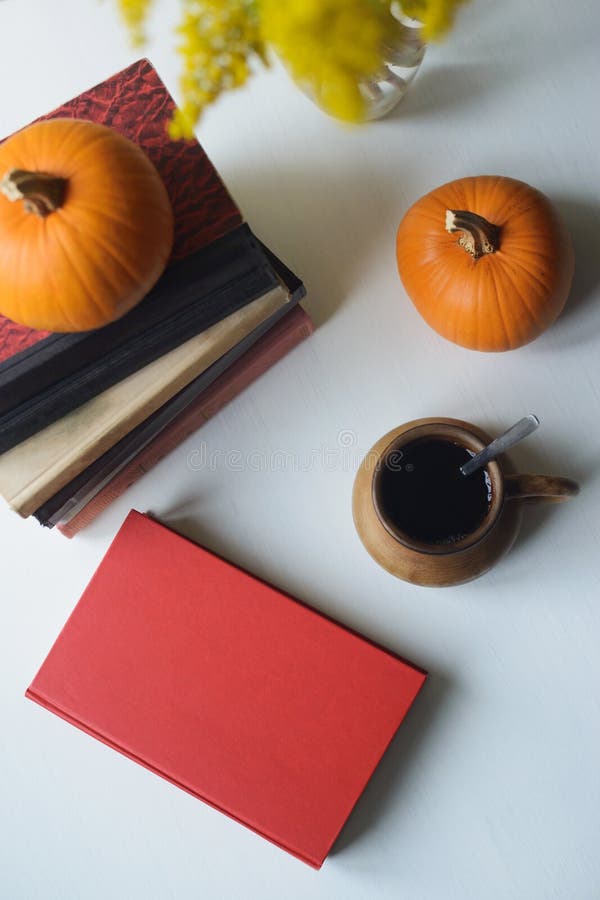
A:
[
  {"left": 53, "top": 306, "right": 314, "bottom": 536},
  {"left": 0, "top": 225, "right": 289, "bottom": 454},
  {"left": 34, "top": 251, "right": 306, "bottom": 528}
]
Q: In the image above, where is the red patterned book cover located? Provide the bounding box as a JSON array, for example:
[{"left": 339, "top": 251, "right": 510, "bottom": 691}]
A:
[
  {"left": 0, "top": 58, "right": 242, "bottom": 364},
  {"left": 57, "top": 306, "right": 314, "bottom": 537}
]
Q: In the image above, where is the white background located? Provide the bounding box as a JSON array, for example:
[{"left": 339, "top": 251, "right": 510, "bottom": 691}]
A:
[{"left": 1, "top": 1, "right": 599, "bottom": 898}]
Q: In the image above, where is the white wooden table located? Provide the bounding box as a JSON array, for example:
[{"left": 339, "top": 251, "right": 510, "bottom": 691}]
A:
[{"left": 1, "top": 1, "right": 599, "bottom": 898}]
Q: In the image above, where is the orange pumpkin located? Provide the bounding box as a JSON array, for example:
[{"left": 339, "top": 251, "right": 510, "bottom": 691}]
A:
[
  {"left": 396, "top": 175, "right": 574, "bottom": 351},
  {"left": 0, "top": 118, "right": 174, "bottom": 332}
]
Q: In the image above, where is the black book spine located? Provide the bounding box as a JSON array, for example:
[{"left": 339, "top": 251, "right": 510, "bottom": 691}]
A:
[
  {"left": 0, "top": 225, "right": 264, "bottom": 412},
  {"left": 34, "top": 252, "right": 305, "bottom": 527},
  {"left": 0, "top": 225, "right": 281, "bottom": 454}
]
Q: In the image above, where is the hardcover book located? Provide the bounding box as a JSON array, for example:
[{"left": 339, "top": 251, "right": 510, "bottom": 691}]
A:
[
  {"left": 0, "top": 226, "right": 292, "bottom": 454},
  {"left": 26, "top": 511, "right": 426, "bottom": 867},
  {"left": 0, "top": 287, "right": 291, "bottom": 518},
  {"left": 38, "top": 305, "right": 314, "bottom": 534},
  {"left": 31, "top": 248, "right": 305, "bottom": 528},
  {"left": 0, "top": 60, "right": 286, "bottom": 450}
]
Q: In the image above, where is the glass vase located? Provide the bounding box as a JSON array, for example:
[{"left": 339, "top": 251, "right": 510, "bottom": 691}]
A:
[
  {"left": 294, "top": 8, "right": 426, "bottom": 122},
  {"left": 360, "top": 13, "right": 426, "bottom": 120}
]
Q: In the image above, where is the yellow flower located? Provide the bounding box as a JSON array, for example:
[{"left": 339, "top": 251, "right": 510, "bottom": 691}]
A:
[
  {"left": 116, "top": 0, "right": 469, "bottom": 134},
  {"left": 261, "top": 0, "right": 398, "bottom": 122},
  {"left": 117, "top": 0, "right": 154, "bottom": 45},
  {"left": 400, "top": 0, "right": 467, "bottom": 41},
  {"left": 167, "top": 0, "right": 266, "bottom": 139}
]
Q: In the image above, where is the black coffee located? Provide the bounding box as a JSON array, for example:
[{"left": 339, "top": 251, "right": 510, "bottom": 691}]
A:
[{"left": 376, "top": 438, "right": 492, "bottom": 545}]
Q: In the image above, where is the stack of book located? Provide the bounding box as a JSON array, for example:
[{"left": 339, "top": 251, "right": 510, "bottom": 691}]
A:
[{"left": 0, "top": 60, "right": 312, "bottom": 537}]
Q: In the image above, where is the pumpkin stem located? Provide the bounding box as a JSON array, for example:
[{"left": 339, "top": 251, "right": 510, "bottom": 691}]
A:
[
  {"left": 0, "top": 168, "right": 67, "bottom": 218},
  {"left": 445, "top": 209, "right": 501, "bottom": 260}
]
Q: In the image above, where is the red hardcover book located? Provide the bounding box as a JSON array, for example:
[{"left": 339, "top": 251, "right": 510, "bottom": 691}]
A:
[
  {"left": 0, "top": 58, "right": 241, "bottom": 362},
  {"left": 57, "top": 306, "right": 314, "bottom": 537},
  {"left": 0, "top": 61, "right": 294, "bottom": 456},
  {"left": 27, "top": 511, "right": 426, "bottom": 868}
]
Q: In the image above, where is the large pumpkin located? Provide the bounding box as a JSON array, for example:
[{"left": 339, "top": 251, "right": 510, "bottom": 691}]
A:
[
  {"left": 396, "top": 175, "right": 574, "bottom": 351},
  {"left": 0, "top": 118, "right": 174, "bottom": 332}
]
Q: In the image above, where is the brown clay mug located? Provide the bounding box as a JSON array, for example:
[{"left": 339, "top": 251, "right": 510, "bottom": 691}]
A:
[{"left": 352, "top": 418, "right": 579, "bottom": 587}]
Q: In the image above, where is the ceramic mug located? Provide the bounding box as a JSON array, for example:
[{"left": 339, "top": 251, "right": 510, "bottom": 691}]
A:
[{"left": 352, "top": 418, "right": 579, "bottom": 587}]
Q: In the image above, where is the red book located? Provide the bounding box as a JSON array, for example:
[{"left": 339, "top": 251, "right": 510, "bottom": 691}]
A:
[
  {"left": 0, "top": 58, "right": 241, "bottom": 362},
  {"left": 57, "top": 305, "right": 314, "bottom": 537},
  {"left": 0, "top": 59, "right": 284, "bottom": 456},
  {"left": 27, "top": 511, "right": 426, "bottom": 868}
]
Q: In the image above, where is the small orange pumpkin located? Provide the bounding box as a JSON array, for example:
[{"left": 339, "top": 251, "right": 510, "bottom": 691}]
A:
[
  {"left": 0, "top": 118, "right": 174, "bottom": 332},
  {"left": 396, "top": 175, "right": 574, "bottom": 351}
]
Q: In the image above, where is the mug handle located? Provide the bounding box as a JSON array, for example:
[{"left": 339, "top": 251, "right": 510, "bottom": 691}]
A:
[{"left": 505, "top": 474, "right": 579, "bottom": 504}]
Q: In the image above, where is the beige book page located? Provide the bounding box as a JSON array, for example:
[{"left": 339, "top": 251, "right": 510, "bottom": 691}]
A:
[{"left": 0, "top": 287, "right": 289, "bottom": 517}]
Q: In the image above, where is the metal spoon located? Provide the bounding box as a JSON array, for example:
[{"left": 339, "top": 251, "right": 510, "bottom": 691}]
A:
[{"left": 460, "top": 414, "right": 540, "bottom": 477}]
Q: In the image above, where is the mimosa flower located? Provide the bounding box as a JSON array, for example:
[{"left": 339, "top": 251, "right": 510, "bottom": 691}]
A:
[
  {"left": 116, "top": 0, "right": 468, "bottom": 134},
  {"left": 117, "top": 0, "right": 154, "bottom": 45}
]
